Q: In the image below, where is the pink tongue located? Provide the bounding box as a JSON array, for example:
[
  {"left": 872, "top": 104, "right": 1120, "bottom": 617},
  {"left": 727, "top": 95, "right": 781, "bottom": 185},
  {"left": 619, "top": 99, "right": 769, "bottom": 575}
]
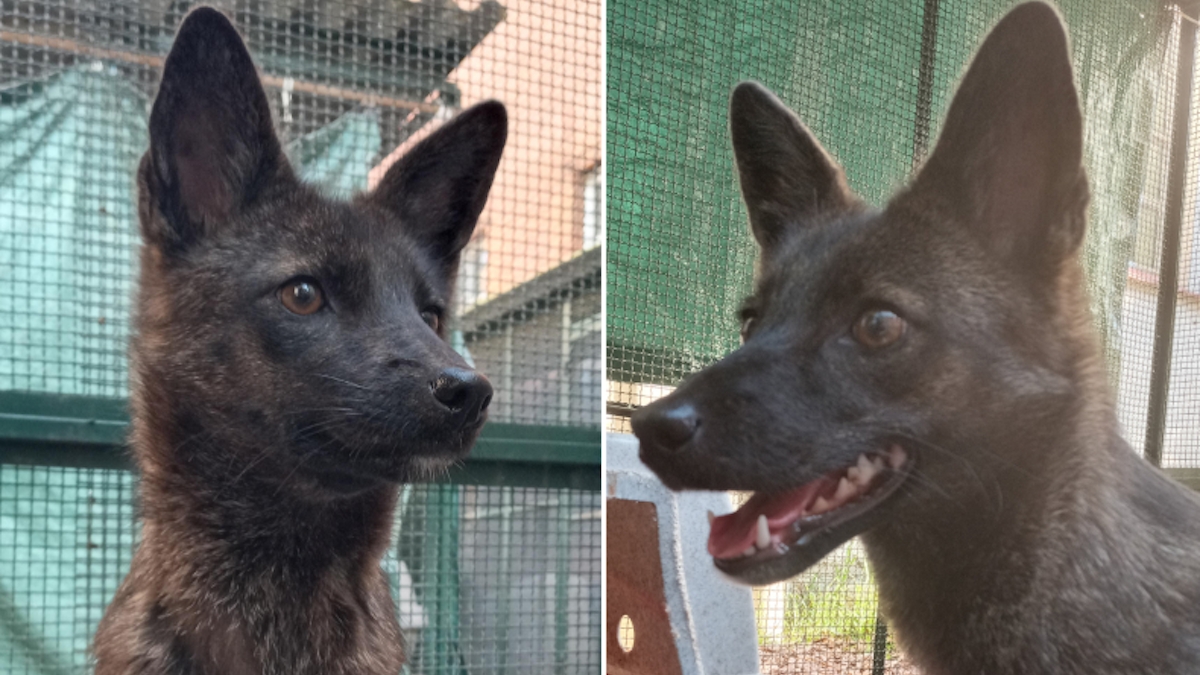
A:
[{"left": 708, "top": 477, "right": 834, "bottom": 559}]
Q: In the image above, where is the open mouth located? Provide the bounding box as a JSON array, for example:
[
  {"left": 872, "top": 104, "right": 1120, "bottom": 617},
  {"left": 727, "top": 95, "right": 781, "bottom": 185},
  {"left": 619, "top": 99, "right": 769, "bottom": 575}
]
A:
[{"left": 708, "top": 444, "right": 913, "bottom": 585}]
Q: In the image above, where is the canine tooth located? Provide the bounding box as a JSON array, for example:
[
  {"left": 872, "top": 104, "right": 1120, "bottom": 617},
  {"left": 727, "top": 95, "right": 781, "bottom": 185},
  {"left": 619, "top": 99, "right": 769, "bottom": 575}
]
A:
[
  {"left": 756, "top": 514, "right": 770, "bottom": 549},
  {"left": 888, "top": 445, "right": 906, "bottom": 469},
  {"left": 847, "top": 466, "right": 861, "bottom": 483},
  {"left": 871, "top": 455, "right": 886, "bottom": 472},
  {"left": 857, "top": 454, "right": 877, "bottom": 483},
  {"left": 743, "top": 546, "right": 757, "bottom": 558},
  {"left": 707, "top": 509, "right": 715, "bottom": 526},
  {"left": 812, "top": 496, "right": 831, "bottom": 514},
  {"left": 835, "top": 477, "right": 857, "bottom": 502}
]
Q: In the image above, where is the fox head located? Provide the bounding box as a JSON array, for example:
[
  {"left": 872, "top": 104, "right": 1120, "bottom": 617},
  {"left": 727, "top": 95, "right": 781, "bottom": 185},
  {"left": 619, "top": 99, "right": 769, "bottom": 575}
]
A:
[
  {"left": 132, "top": 8, "right": 507, "bottom": 497},
  {"left": 632, "top": 1, "right": 1096, "bottom": 584}
]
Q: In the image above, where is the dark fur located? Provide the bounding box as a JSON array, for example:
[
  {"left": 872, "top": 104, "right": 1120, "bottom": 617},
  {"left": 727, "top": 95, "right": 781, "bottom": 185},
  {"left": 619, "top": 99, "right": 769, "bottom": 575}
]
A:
[
  {"left": 632, "top": 3, "right": 1200, "bottom": 672},
  {"left": 93, "top": 8, "right": 506, "bottom": 674}
]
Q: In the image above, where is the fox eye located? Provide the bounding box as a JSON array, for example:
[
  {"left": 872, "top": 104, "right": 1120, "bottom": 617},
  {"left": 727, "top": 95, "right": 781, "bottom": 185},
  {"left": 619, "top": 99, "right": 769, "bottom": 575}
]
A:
[
  {"left": 421, "top": 308, "right": 442, "bottom": 332},
  {"left": 853, "top": 309, "right": 906, "bottom": 348},
  {"left": 279, "top": 278, "right": 324, "bottom": 315}
]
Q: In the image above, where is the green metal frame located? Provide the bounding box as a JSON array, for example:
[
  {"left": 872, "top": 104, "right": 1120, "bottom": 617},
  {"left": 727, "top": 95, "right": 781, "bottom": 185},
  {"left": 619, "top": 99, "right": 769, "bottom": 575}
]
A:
[{"left": 0, "top": 391, "right": 599, "bottom": 490}]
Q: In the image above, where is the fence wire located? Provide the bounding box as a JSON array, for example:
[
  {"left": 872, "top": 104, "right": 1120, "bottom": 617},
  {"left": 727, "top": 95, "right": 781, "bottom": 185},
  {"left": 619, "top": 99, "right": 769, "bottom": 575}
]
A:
[
  {"left": 0, "top": 0, "right": 601, "bottom": 421},
  {"left": 607, "top": 0, "right": 1192, "bottom": 672},
  {"left": 0, "top": 0, "right": 601, "bottom": 672},
  {"left": 0, "top": 464, "right": 601, "bottom": 674}
]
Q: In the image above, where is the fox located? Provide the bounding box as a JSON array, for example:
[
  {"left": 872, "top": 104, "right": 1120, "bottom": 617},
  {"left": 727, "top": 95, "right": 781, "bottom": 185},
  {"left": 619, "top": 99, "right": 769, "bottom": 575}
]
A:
[
  {"left": 631, "top": 2, "right": 1200, "bottom": 673},
  {"left": 92, "top": 8, "right": 505, "bottom": 674}
]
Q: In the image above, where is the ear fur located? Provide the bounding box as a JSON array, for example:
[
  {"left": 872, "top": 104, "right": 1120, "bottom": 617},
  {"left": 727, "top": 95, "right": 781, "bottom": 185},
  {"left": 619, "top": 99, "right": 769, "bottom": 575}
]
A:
[
  {"left": 900, "top": 1, "right": 1089, "bottom": 271},
  {"left": 729, "top": 81, "right": 859, "bottom": 252},
  {"left": 370, "top": 101, "right": 507, "bottom": 267},
  {"left": 144, "top": 7, "right": 292, "bottom": 252}
]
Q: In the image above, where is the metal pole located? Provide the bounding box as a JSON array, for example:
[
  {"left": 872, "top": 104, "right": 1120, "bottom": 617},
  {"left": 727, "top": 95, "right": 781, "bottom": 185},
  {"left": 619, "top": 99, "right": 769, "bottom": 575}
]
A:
[
  {"left": 1145, "top": 4, "right": 1197, "bottom": 467},
  {"left": 869, "top": 2, "right": 942, "bottom": 671},
  {"left": 559, "top": 298, "right": 573, "bottom": 425},
  {"left": 911, "top": 0, "right": 941, "bottom": 170},
  {"left": 497, "top": 488, "right": 513, "bottom": 675},
  {"left": 554, "top": 497, "right": 571, "bottom": 675},
  {"left": 872, "top": 612, "right": 890, "bottom": 675}
]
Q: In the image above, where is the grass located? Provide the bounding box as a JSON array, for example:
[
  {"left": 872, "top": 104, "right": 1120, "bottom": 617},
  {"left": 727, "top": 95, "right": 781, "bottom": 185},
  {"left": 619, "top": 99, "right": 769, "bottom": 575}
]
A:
[{"left": 753, "top": 539, "right": 883, "bottom": 646}]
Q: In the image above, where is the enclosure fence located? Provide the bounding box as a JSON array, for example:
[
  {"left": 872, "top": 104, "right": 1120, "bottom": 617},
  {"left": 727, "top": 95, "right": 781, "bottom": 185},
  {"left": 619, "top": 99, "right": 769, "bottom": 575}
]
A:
[
  {"left": 0, "top": 0, "right": 602, "bottom": 673},
  {"left": 607, "top": 0, "right": 1200, "bottom": 672}
]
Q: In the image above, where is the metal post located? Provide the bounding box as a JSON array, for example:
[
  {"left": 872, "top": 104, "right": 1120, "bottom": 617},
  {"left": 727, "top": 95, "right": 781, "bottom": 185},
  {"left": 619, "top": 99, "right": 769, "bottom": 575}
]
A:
[
  {"left": 869, "top": 2, "right": 943, "bottom": 671},
  {"left": 911, "top": 0, "right": 941, "bottom": 170},
  {"left": 502, "top": 323, "right": 514, "bottom": 424},
  {"left": 872, "top": 612, "right": 890, "bottom": 675},
  {"left": 497, "top": 488, "right": 513, "bottom": 675},
  {"left": 559, "top": 298, "right": 574, "bottom": 425},
  {"left": 554, "top": 497, "right": 571, "bottom": 675},
  {"left": 1145, "top": 4, "right": 1197, "bottom": 467}
]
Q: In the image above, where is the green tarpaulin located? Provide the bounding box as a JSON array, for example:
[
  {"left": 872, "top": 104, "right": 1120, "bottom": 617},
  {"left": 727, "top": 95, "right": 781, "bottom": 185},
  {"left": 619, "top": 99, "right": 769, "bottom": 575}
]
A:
[{"left": 607, "top": 0, "right": 1171, "bottom": 385}]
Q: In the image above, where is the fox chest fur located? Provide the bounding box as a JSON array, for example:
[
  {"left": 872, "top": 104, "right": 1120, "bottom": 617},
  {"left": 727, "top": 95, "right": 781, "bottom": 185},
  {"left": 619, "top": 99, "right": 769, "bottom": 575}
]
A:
[{"left": 98, "top": 502, "right": 404, "bottom": 675}]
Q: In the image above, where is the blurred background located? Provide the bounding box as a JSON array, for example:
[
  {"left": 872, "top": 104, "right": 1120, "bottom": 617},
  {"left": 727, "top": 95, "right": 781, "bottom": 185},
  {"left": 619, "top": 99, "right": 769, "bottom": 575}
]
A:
[{"left": 0, "top": 0, "right": 601, "bottom": 673}]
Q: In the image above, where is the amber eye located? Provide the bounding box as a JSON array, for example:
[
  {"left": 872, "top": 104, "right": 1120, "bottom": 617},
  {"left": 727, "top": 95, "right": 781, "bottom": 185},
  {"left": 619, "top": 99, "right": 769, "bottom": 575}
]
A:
[
  {"left": 853, "top": 309, "right": 906, "bottom": 348},
  {"left": 421, "top": 308, "right": 441, "bottom": 332},
  {"left": 279, "top": 278, "right": 324, "bottom": 315}
]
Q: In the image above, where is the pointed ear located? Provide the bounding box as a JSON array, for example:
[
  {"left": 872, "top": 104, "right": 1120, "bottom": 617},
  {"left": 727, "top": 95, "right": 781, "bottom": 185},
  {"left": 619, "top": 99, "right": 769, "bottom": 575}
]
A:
[
  {"left": 144, "top": 7, "right": 291, "bottom": 252},
  {"left": 729, "top": 81, "right": 858, "bottom": 253},
  {"left": 370, "top": 101, "right": 507, "bottom": 267},
  {"left": 901, "top": 1, "right": 1088, "bottom": 272}
]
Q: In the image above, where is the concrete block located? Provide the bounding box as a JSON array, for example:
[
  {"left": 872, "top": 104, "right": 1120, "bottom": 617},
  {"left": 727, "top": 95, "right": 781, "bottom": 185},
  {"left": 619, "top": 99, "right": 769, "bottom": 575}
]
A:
[{"left": 606, "top": 432, "right": 760, "bottom": 675}]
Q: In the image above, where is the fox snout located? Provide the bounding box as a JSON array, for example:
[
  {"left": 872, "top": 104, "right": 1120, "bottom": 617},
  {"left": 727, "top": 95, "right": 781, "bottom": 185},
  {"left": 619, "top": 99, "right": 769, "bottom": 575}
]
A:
[
  {"left": 631, "top": 400, "right": 698, "bottom": 454},
  {"left": 628, "top": 343, "right": 864, "bottom": 495},
  {"left": 430, "top": 367, "right": 493, "bottom": 431},
  {"left": 631, "top": 389, "right": 746, "bottom": 493}
]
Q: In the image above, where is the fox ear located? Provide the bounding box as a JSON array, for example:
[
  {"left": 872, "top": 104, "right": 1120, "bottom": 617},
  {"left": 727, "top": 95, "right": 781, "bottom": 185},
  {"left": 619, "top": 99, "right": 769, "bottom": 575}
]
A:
[
  {"left": 370, "top": 101, "right": 507, "bottom": 270},
  {"left": 729, "top": 81, "right": 858, "bottom": 253},
  {"left": 143, "top": 7, "right": 291, "bottom": 252},
  {"left": 902, "top": 1, "right": 1088, "bottom": 271}
]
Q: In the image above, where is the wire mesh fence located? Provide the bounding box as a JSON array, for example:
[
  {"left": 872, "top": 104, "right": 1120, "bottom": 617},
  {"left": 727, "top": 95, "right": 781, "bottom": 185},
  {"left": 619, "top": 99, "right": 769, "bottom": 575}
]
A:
[
  {"left": 607, "top": 0, "right": 1197, "bottom": 672},
  {"left": 0, "top": 463, "right": 601, "bottom": 674},
  {"left": 0, "top": 0, "right": 602, "bottom": 415},
  {"left": 1158, "top": 6, "right": 1200, "bottom": 478},
  {"left": 0, "top": 0, "right": 601, "bottom": 672}
]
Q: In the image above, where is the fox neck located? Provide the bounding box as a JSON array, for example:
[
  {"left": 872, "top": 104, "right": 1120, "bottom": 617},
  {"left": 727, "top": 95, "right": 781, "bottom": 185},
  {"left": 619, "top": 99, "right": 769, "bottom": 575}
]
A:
[
  {"left": 859, "top": 312, "right": 1141, "bottom": 671},
  {"left": 129, "top": 385, "right": 399, "bottom": 592}
]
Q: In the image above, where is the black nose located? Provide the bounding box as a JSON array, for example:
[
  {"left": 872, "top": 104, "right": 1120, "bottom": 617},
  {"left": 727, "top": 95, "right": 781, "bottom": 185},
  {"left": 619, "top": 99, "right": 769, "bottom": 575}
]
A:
[
  {"left": 631, "top": 402, "right": 699, "bottom": 453},
  {"left": 431, "top": 367, "right": 492, "bottom": 429}
]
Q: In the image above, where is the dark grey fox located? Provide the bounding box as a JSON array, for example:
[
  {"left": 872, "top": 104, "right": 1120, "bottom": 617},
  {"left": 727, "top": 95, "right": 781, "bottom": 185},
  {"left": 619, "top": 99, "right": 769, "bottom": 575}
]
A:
[
  {"left": 632, "top": 3, "right": 1200, "bottom": 672},
  {"left": 93, "top": 8, "right": 505, "bottom": 674}
]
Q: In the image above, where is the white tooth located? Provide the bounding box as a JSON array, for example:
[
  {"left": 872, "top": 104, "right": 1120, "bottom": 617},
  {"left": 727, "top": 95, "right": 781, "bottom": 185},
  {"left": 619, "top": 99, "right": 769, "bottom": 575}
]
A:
[
  {"left": 857, "top": 454, "right": 877, "bottom": 483},
  {"left": 756, "top": 514, "right": 770, "bottom": 549},
  {"left": 835, "top": 477, "right": 857, "bottom": 502},
  {"left": 857, "top": 453, "right": 872, "bottom": 473},
  {"left": 743, "top": 546, "right": 757, "bottom": 558},
  {"left": 888, "top": 445, "right": 906, "bottom": 469},
  {"left": 872, "top": 455, "right": 886, "bottom": 472},
  {"left": 812, "top": 496, "right": 831, "bottom": 514},
  {"left": 707, "top": 509, "right": 715, "bottom": 526}
]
